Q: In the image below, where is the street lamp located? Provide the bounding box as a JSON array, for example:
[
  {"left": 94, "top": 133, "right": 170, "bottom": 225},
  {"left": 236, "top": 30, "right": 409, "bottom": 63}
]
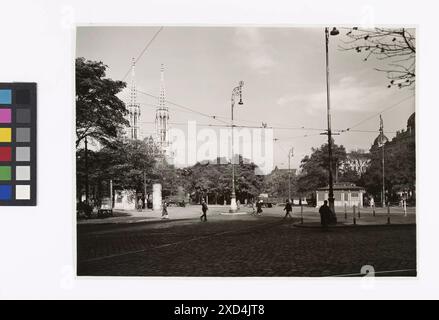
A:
[
  {"left": 288, "top": 148, "right": 294, "bottom": 202},
  {"left": 325, "top": 27, "right": 339, "bottom": 222},
  {"left": 230, "top": 81, "right": 244, "bottom": 213}
]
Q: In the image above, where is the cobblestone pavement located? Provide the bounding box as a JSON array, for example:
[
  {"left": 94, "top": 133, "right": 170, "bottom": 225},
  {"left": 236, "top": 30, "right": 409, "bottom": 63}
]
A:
[{"left": 77, "top": 207, "right": 417, "bottom": 277}]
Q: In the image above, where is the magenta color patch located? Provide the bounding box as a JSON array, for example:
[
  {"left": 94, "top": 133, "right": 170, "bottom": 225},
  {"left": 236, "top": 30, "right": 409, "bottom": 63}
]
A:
[{"left": 0, "top": 109, "right": 11, "bottom": 123}]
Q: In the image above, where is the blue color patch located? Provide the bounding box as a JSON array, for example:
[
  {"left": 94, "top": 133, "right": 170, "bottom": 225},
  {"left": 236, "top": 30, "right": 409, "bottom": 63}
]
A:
[
  {"left": 0, "top": 89, "right": 12, "bottom": 104},
  {"left": 0, "top": 185, "right": 12, "bottom": 200}
]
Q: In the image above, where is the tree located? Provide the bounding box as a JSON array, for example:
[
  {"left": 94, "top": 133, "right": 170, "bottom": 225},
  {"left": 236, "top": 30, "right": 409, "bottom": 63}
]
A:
[
  {"left": 182, "top": 156, "right": 264, "bottom": 204},
  {"left": 108, "top": 139, "right": 159, "bottom": 193},
  {"left": 296, "top": 142, "right": 347, "bottom": 193},
  {"left": 76, "top": 57, "right": 128, "bottom": 148},
  {"left": 338, "top": 149, "right": 370, "bottom": 185},
  {"left": 76, "top": 137, "right": 162, "bottom": 202},
  {"left": 263, "top": 167, "right": 297, "bottom": 199},
  {"left": 341, "top": 28, "right": 415, "bottom": 89}
]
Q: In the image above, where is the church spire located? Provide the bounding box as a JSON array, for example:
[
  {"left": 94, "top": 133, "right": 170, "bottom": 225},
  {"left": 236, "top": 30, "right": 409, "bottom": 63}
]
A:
[
  {"left": 156, "top": 64, "right": 170, "bottom": 153},
  {"left": 130, "top": 58, "right": 137, "bottom": 106},
  {"left": 159, "top": 64, "right": 166, "bottom": 111},
  {"left": 127, "top": 58, "right": 141, "bottom": 140}
]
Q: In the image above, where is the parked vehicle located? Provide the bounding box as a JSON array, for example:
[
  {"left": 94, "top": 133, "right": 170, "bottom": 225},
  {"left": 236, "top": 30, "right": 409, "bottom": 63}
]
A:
[
  {"left": 97, "top": 197, "right": 113, "bottom": 218},
  {"left": 166, "top": 195, "right": 187, "bottom": 207},
  {"left": 257, "top": 194, "right": 282, "bottom": 208}
]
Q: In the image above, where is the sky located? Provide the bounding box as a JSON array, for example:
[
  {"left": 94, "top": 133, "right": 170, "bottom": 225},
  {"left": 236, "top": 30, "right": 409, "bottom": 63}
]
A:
[{"left": 76, "top": 26, "right": 415, "bottom": 170}]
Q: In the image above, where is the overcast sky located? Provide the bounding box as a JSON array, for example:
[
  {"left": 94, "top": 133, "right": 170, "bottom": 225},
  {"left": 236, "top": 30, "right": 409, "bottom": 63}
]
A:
[{"left": 76, "top": 26, "right": 415, "bottom": 169}]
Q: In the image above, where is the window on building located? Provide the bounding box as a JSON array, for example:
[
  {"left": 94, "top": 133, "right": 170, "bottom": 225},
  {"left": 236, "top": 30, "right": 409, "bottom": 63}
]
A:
[{"left": 335, "top": 192, "right": 342, "bottom": 201}]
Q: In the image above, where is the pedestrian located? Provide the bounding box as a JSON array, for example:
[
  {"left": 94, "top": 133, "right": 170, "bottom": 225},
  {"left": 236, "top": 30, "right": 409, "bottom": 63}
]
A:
[
  {"left": 161, "top": 200, "right": 169, "bottom": 219},
  {"left": 137, "top": 198, "right": 143, "bottom": 212},
  {"left": 283, "top": 200, "right": 293, "bottom": 219},
  {"left": 236, "top": 199, "right": 241, "bottom": 211},
  {"left": 256, "top": 200, "right": 263, "bottom": 215},
  {"left": 319, "top": 200, "right": 331, "bottom": 228},
  {"left": 200, "top": 200, "right": 208, "bottom": 222},
  {"left": 370, "top": 197, "right": 375, "bottom": 208},
  {"left": 250, "top": 200, "right": 256, "bottom": 215}
]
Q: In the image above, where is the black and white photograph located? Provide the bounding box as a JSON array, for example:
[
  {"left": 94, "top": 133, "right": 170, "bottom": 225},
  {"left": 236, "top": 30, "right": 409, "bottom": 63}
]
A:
[
  {"left": 75, "top": 26, "right": 416, "bottom": 277},
  {"left": 5, "top": 0, "right": 439, "bottom": 302}
]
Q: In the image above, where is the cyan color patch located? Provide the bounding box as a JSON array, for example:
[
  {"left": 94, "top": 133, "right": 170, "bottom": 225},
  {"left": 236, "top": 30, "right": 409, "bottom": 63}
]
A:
[{"left": 0, "top": 89, "right": 12, "bottom": 104}]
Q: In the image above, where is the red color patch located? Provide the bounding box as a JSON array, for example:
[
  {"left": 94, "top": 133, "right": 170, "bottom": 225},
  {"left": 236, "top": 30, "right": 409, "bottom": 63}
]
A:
[{"left": 0, "top": 147, "right": 12, "bottom": 162}]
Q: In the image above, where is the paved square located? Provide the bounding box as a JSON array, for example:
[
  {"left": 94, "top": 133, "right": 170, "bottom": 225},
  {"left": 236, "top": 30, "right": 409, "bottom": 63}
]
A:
[{"left": 77, "top": 205, "right": 416, "bottom": 277}]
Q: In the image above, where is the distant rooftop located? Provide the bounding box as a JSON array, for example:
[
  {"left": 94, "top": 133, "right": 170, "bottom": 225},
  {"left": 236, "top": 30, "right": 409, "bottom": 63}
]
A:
[{"left": 317, "top": 182, "right": 365, "bottom": 191}]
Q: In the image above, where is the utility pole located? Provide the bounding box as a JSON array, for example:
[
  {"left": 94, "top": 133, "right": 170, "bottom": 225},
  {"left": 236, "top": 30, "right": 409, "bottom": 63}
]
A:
[
  {"left": 380, "top": 115, "right": 386, "bottom": 208},
  {"left": 324, "top": 27, "right": 339, "bottom": 222},
  {"left": 144, "top": 171, "right": 147, "bottom": 210},
  {"left": 110, "top": 179, "right": 113, "bottom": 209},
  {"left": 84, "top": 136, "right": 89, "bottom": 205},
  {"left": 288, "top": 147, "right": 294, "bottom": 201}
]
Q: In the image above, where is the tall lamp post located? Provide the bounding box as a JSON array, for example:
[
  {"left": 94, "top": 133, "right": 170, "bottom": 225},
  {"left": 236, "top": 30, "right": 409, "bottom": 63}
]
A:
[
  {"left": 325, "top": 27, "right": 339, "bottom": 221},
  {"left": 230, "top": 81, "right": 244, "bottom": 213},
  {"left": 288, "top": 147, "right": 294, "bottom": 202},
  {"left": 380, "top": 115, "right": 386, "bottom": 207}
]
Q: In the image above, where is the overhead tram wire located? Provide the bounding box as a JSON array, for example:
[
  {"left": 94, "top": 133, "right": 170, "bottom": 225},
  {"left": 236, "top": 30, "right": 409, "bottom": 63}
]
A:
[
  {"left": 342, "top": 129, "right": 397, "bottom": 134},
  {"left": 213, "top": 114, "right": 328, "bottom": 131},
  {"left": 136, "top": 101, "right": 201, "bottom": 116},
  {"left": 136, "top": 89, "right": 329, "bottom": 130},
  {"left": 129, "top": 95, "right": 397, "bottom": 135},
  {"left": 136, "top": 89, "right": 229, "bottom": 125},
  {"left": 121, "top": 26, "right": 164, "bottom": 82},
  {"left": 339, "top": 94, "right": 415, "bottom": 133},
  {"left": 273, "top": 133, "right": 323, "bottom": 141},
  {"left": 134, "top": 91, "right": 405, "bottom": 136},
  {"left": 137, "top": 120, "right": 330, "bottom": 134}
]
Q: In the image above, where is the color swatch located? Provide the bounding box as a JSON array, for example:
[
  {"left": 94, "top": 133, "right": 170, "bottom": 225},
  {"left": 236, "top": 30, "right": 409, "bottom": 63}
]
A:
[{"left": 0, "top": 83, "right": 36, "bottom": 206}]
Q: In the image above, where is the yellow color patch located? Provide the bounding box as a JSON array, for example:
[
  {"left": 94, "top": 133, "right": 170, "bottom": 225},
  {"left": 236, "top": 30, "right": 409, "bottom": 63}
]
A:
[{"left": 0, "top": 128, "right": 12, "bottom": 142}]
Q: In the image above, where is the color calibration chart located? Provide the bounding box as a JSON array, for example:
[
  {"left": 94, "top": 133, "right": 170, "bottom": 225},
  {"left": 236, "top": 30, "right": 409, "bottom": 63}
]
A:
[{"left": 0, "top": 83, "right": 36, "bottom": 206}]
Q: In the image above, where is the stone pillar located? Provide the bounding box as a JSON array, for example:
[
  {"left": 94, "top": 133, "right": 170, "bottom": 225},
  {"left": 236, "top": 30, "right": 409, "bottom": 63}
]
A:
[
  {"left": 316, "top": 191, "right": 319, "bottom": 208},
  {"left": 153, "top": 183, "right": 162, "bottom": 211}
]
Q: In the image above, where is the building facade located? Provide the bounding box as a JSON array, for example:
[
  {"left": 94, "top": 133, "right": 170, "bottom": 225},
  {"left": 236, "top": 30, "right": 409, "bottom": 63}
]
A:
[{"left": 316, "top": 182, "right": 365, "bottom": 208}]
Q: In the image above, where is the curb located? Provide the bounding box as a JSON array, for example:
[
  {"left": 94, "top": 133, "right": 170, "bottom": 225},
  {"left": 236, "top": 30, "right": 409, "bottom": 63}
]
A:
[{"left": 292, "top": 223, "right": 416, "bottom": 229}]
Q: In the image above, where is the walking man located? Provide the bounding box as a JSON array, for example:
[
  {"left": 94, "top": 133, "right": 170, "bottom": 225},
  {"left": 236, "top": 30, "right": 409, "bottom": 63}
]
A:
[
  {"left": 283, "top": 199, "right": 293, "bottom": 219},
  {"left": 200, "top": 200, "right": 208, "bottom": 222},
  {"left": 161, "top": 200, "right": 169, "bottom": 219},
  {"left": 256, "top": 200, "right": 263, "bottom": 215}
]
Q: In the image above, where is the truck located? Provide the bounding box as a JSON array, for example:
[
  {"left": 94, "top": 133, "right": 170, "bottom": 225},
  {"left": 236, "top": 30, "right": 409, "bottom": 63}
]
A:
[
  {"left": 257, "top": 194, "right": 283, "bottom": 208},
  {"left": 165, "top": 195, "right": 187, "bottom": 207}
]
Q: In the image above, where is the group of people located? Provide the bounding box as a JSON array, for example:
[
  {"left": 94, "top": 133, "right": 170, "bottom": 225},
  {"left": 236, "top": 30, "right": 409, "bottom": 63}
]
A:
[{"left": 159, "top": 198, "right": 334, "bottom": 227}]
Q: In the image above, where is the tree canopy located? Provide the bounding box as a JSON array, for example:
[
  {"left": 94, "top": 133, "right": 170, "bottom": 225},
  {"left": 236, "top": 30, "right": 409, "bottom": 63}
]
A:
[
  {"left": 181, "top": 156, "right": 265, "bottom": 204},
  {"left": 296, "top": 142, "right": 348, "bottom": 193},
  {"left": 76, "top": 57, "right": 128, "bottom": 148}
]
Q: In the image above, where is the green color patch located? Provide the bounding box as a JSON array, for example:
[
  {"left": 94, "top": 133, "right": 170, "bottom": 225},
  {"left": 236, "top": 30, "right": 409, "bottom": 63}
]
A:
[{"left": 0, "top": 166, "right": 11, "bottom": 181}]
